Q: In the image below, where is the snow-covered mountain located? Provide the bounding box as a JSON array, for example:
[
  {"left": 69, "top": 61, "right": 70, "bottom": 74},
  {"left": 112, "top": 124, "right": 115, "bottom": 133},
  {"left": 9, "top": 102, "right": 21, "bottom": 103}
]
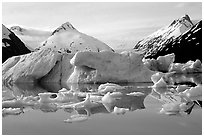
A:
[
  {"left": 134, "top": 14, "right": 193, "bottom": 51},
  {"left": 2, "top": 24, "right": 31, "bottom": 63},
  {"left": 134, "top": 14, "right": 201, "bottom": 63},
  {"left": 37, "top": 22, "right": 114, "bottom": 52},
  {"left": 10, "top": 26, "right": 51, "bottom": 51}
]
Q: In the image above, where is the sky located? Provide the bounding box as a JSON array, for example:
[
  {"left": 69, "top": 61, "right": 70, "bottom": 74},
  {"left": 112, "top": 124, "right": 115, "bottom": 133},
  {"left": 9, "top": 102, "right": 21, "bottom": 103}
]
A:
[{"left": 2, "top": 2, "right": 202, "bottom": 49}]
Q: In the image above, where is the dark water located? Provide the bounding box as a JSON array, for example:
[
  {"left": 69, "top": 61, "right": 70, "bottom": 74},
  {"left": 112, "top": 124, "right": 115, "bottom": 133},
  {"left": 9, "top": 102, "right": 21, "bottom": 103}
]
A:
[{"left": 2, "top": 74, "right": 202, "bottom": 135}]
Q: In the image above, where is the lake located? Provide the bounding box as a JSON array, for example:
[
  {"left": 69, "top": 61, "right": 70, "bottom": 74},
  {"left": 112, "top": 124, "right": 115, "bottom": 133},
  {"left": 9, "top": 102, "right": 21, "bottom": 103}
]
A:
[{"left": 2, "top": 74, "right": 202, "bottom": 135}]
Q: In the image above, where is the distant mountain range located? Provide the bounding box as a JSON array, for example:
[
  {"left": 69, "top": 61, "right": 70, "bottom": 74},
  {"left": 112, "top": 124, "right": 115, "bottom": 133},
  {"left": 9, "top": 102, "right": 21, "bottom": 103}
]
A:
[
  {"left": 134, "top": 14, "right": 202, "bottom": 63},
  {"left": 2, "top": 21, "right": 114, "bottom": 63},
  {"left": 2, "top": 14, "right": 201, "bottom": 63},
  {"left": 2, "top": 24, "right": 31, "bottom": 63}
]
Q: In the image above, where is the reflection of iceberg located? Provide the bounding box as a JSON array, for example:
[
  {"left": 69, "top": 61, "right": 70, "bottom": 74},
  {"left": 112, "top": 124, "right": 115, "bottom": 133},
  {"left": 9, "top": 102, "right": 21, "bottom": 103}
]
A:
[
  {"left": 3, "top": 83, "right": 48, "bottom": 97},
  {"left": 75, "top": 88, "right": 151, "bottom": 117},
  {"left": 101, "top": 92, "right": 148, "bottom": 112},
  {"left": 2, "top": 83, "right": 152, "bottom": 121}
]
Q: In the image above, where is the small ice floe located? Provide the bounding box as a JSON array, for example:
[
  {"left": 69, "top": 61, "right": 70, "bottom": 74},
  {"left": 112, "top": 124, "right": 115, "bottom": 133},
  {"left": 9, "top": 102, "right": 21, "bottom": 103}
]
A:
[
  {"left": 2, "top": 108, "right": 23, "bottom": 117},
  {"left": 2, "top": 96, "right": 35, "bottom": 109},
  {"left": 151, "top": 72, "right": 165, "bottom": 84},
  {"left": 38, "top": 92, "right": 57, "bottom": 104},
  {"left": 169, "top": 59, "right": 202, "bottom": 73},
  {"left": 58, "top": 88, "right": 69, "bottom": 92},
  {"left": 144, "top": 53, "right": 175, "bottom": 72},
  {"left": 126, "top": 92, "right": 145, "bottom": 96},
  {"left": 176, "top": 85, "right": 190, "bottom": 92},
  {"left": 101, "top": 92, "right": 121, "bottom": 104},
  {"left": 160, "top": 99, "right": 199, "bottom": 116},
  {"left": 38, "top": 90, "right": 78, "bottom": 104},
  {"left": 180, "top": 84, "right": 202, "bottom": 101},
  {"left": 152, "top": 77, "right": 167, "bottom": 88},
  {"left": 64, "top": 114, "right": 88, "bottom": 123},
  {"left": 113, "top": 106, "right": 129, "bottom": 115},
  {"left": 98, "top": 83, "right": 124, "bottom": 95},
  {"left": 59, "top": 94, "right": 99, "bottom": 109},
  {"left": 160, "top": 103, "right": 181, "bottom": 115},
  {"left": 2, "top": 90, "right": 16, "bottom": 101}
]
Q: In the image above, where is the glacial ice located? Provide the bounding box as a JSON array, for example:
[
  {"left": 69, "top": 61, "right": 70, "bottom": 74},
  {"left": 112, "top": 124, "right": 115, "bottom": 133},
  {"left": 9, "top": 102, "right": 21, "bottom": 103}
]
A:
[
  {"left": 68, "top": 50, "right": 155, "bottom": 83},
  {"left": 64, "top": 114, "right": 88, "bottom": 123},
  {"left": 3, "top": 49, "right": 155, "bottom": 85},
  {"left": 144, "top": 53, "right": 175, "bottom": 72},
  {"left": 169, "top": 59, "right": 202, "bottom": 73},
  {"left": 2, "top": 48, "right": 202, "bottom": 121}
]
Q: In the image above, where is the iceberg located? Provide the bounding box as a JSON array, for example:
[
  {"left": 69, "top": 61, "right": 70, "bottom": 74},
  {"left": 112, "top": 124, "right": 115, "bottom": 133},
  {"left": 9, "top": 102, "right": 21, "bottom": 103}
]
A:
[{"left": 68, "top": 50, "right": 155, "bottom": 83}]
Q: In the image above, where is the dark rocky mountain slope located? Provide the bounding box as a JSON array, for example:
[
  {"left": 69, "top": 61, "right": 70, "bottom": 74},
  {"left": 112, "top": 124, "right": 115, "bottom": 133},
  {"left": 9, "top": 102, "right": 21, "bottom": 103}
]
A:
[{"left": 2, "top": 24, "right": 31, "bottom": 63}]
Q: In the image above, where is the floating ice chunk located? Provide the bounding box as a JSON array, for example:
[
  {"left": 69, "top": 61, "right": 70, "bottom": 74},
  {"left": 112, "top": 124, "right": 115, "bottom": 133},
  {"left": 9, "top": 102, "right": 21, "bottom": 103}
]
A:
[
  {"left": 157, "top": 53, "right": 175, "bottom": 71},
  {"left": 2, "top": 90, "right": 16, "bottom": 101},
  {"left": 101, "top": 92, "right": 121, "bottom": 104},
  {"left": 98, "top": 83, "right": 124, "bottom": 94},
  {"left": 179, "top": 102, "right": 194, "bottom": 111},
  {"left": 182, "top": 85, "right": 202, "bottom": 100},
  {"left": 2, "top": 108, "right": 23, "bottom": 117},
  {"left": 113, "top": 106, "right": 129, "bottom": 115},
  {"left": 126, "top": 92, "right": 145, "bottom": 96},
  {"left": 58, "top": 88, "right": 69, "bottom": 92},
  {"left": 160, "top": 103, "right": 180, "bottom": 115},
  {"left": 151, "top": 72, "right": 164, "bottom": 83},
  {"left": 152, "top": 77, "right": 167, "bottom": 88},
  {"left": 169, "top": 59, "right": 202, "bottom": 73},
  {"left": 64, "top": 114, "right": 88, "bottom": 123},
  {"left": 144, "top": 53, "right": 175, "bottom": 72},
  {"left": 59, "top": 94, "right": 99, "bottom": 109},
  {"left": 176, "top": 85, "right": 189, "bottom": 92},
  {"left": 2, "top": 97, "right": 34, "bottom": 109},
  {"left": 38, "top": 92, "right": 56, "bottom": 104}
]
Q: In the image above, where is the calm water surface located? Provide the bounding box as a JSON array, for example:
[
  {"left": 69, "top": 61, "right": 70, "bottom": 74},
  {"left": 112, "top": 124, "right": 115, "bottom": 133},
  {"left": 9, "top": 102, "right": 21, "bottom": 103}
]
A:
[{"left": 2, "top": 75, "right": 202, "bottom": 135}]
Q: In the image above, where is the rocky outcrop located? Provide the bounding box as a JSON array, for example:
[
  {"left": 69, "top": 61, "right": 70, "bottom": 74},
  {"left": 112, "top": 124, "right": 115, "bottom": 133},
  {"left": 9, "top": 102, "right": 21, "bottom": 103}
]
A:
[
  {"left": 134, "top": 15, "right": 202, "bottom": 63},
  {"left": 2, "top": 24, "right": 31, "bottom": 63}
]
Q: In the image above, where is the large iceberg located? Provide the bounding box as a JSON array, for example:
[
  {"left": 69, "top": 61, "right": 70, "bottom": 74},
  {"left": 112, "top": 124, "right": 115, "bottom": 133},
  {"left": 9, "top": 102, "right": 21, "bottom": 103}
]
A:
[
  {"left": 68, "top": 50, "right": 155, "bottom": 83},
  {"left": 2, "top": 48, "right": 74, "bottom": 86},
  {"left": 2, "top": 49, "right": 155, "bottom": 85}
]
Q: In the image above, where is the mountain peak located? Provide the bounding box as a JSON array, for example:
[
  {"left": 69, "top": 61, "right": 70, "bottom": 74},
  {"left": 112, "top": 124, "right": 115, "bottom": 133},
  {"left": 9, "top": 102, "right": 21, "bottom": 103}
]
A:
[
  {"left": 169, "top": 14, "right": 194, "bottom": 27},
  {"left": 179, "top": 14, "right": 194, "bottom": 25},
  {"left": 52, "top": 21, "right": 77, "bottom": 35}
]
